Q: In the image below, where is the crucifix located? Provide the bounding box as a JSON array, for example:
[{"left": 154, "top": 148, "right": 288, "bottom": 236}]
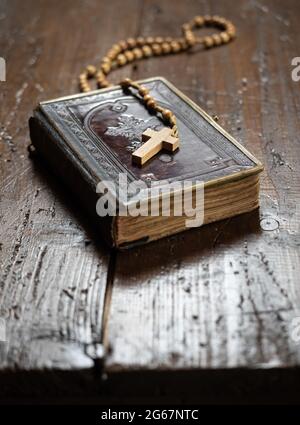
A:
[{"left": 132, "top": 127, "right": 179, "bottom": 166}]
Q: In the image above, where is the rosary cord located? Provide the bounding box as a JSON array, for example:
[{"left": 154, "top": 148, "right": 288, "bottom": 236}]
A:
[{"left": 79, "top": 14, "right": 236, "bottom": 136}]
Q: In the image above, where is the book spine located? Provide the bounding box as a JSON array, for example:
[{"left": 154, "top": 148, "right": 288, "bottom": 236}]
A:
[{"left": 29, "top": 112, "right": 116, "bottom": 248}]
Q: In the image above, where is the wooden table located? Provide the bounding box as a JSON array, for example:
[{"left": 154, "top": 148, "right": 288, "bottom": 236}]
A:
[{"left": 1, "top": 0, "right": 300, "bottom": 403}]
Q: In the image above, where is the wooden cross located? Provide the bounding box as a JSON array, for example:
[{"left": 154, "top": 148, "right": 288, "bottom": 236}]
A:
[{"left": 132, "top": 127, "right": 179, "bottom": 166}]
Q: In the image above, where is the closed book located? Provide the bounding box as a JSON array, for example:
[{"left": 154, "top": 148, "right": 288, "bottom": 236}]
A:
[{"left": 29, "top": 77, "right": 263, "bottom": 249}]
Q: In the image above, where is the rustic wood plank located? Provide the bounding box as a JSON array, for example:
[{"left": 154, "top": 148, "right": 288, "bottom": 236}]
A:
[
  {"left": 0, "top": 0, "right": 141, "bottom": 396},
  {"left": 104, "top": 0, "right": 300, "bottom": 397},
  {"left": 1, "top": 0, "right": 300, "bottom": 402}
]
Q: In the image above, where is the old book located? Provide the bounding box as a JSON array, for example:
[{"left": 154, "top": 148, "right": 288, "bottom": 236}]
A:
[{"left": 29, "top": 77, "right": 263, "bottom": 249}]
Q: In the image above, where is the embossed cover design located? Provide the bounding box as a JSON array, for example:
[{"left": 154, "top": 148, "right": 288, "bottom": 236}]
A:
[{"left": 39, "top": 77, "right": 261, "bottom": 198}]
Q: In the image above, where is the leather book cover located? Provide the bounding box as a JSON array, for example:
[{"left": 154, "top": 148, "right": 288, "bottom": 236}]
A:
[{"left": 29, "top": 77, "right": 263, "bottom": 247}]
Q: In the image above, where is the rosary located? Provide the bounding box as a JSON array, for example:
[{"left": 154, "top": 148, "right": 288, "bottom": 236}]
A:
[{"left": 79, "top": 15, "right": 236, "bottom": 166}]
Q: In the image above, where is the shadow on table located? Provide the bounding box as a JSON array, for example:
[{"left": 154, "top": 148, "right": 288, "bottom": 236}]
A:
[{"left": 30, "top": 148, "right": 262, "bottom": 277}]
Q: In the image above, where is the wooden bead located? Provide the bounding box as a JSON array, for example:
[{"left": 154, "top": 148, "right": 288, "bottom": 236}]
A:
[
  {"left": 228, "top": 26, "right": 236, "bottom": 38},
  {"left": 212, "top": 34, "right": 222, "bottom": 46},
  {"left": 155, "top": 36, "right": 164, "bottom": 44},
  {"left": 119, "top": 40, "right": 128, "bottom": 50},
  {"left": 124, "top": 51, "right": 135, "bottom": 62},
  {"left": 162, "top": 109, "right": 172, "bottom": 120},
  {"left": 171, "top": 41, "right": 181, "bottom": 53},
  {"left": 143, "top": 94, "right": 152, "bottom": 102},
  {"left": 86, "top": 65, "right": 97, "bottom": 77},
  {"left": 182, "top": 23, "right": 190, "bottom": 31},
  {"left": 79, "top": 73, "right": 87, "bottom": 81},
  {"left": 204, "top": 36, "right": 214, "bottom": 48},
  {"left": 112, "top": 43, "right": 121, "bottom": 53},
  {"left": 138, "top": 87, "right": 149, "bottom": 96},
  {"left": 162, "top": 42, "right": 171, "bottom": 54},
  {"left": 96, "top": 70, "right": 105, "bottom": 79},
  {"left": 194, "top": 16, "right": 204, "bottom": 27},
  {"left": 100, "top": 80, "right": 110, "bottom": 88},
  {"left": 204, "top": 15, "right": 212, "bottom": 24},
  {"left": 107, "top": 51, "right": 116, "bottom": 60},
  {"left": 137, "top": 37, "right": 145, "bottom": 45},
  {"left": 142, "top": 45, "right": 152, "bottom": 57},
  {"left": 218, "top": 17, "right": 227, "bottom": 27},
  {"left": 152, "top": 43, "right": 162, "bottom": 55},
  {"left": 120, "top": 77, "right": 132, "bottom": 87},
  {"left": 117, "top": 54, "right": 127, "bottom": 66},
  {"left": 101, "top": 62, "right": 111, "bottom": 74},
  {"left": 126, "top": 38, "right": 136, "bottom": 48},
  {"left": 220, "top": 32, "right": 230, "bottom": 43},
  {"left": 185, "top": 32, "right": 196, "bottom": 47},
  {"left": 170, "top": 116, "right": 176, "bottom": 126},
  {"left": 146, "top": 36, "right": 154, "bottom": 44},
  {"left": 146, "top": 99, "right": 156, "bottom": 109},
  {"left": 133, "top": 48, "right": 143, "bottom": 59},
  {"left": 180, "top": 39, "right": 188, "bottom": 50}
]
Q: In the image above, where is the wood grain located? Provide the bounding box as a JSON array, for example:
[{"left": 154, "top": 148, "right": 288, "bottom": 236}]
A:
[{"left": 1, "top": 0, "right": 300, "bottom": 402}]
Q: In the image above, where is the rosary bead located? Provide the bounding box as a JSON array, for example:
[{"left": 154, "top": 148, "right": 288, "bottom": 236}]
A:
[
  {"left": 180, "top": 39, "right": 189, "bottom": 50},
  {"left": 169, "top": 116, "right": 177, "bottom": 126},
  {"left": 155, "top": 36, "right": 164, "bottom": 44},
  {"left": 171, "top": 41, "right": 181, "bottom": 53},
  {"left": 127, "top": 38, "right": 136, "bottom": 48},
  {"left": 133, "top": 48, "right": 143, "bottom": 59},
  {"left": 162, "top": 109, "right": 172, "bottom": 120},
  {"left": 185, "top": 32, "right": 196, "bottom": 47},
  {"left": 86, "top": 65, "right": 97, "bottom": 77},
  {"left": 112, "top": 43, "right": 121, "bottom": 54},
  {"left": 101, "top": 80, "right": 110, "bottom": 88},
  {"left": 107, "top": 51, "right": 116, "bottom": 60},
  {"left": 204, "top": 36, "right": 214, "bottom": 48},
  {"left": 124, "top": 51, "right": 135, "bottom": 62},
  {"left": 220, "top": 32, "right": 230, "bottom": 43},
  {"left": 227, "top": 26, "right": 236, "bottom": 38},
  {"left": 146, "top": 36, "right": 155, "bottom": 44},
  {"left": 117, "top": 53, "right": 127, "bottom": 66},
  {"left": 182, "top": 23, "right": 190, "bottom": 31},
  {"left": 152, "top": 43, "right": 162, "bottom": 55},
  {"left": 79, "top": 73, "right": 87, "bottom": 81},
  {"left": 101, "top": 62, "right": 111, "bottom": 74},
  {"left": 96, "top": 70, "right": 105, "bottom": 79},
  {"left": 119, "top": 40, "right": 128, "bottom": 50},
  {"left": 142, "top": 45, "right": 152, "bottom": 57},
  {"left": 137, "top": 37, "right": 145, "bottom": 45},
  {"left": 120, "top": 77, "right": 132, "bottom": 87},
  {"left": 212, "top": 34, "right": 222, "bottom": 46},
  {"left": 162, "top": 42, "right": 171, "bottom": 54},
  {"left": 143, "top": 94, "right": 152, "bottom": 103},
  {"left": 146, "top": 99, "right": 156, "bottom": 109},
  {"left": 204, "top": 15, "right": 212, "bottom": 24},
  {"left": 138, "top": 86, "right": 149, "bottom": 96},
  {"left": 194, "top": 16, "right": 204, "bottom": 27},
  {"left": 218, "top": 17, "right": 227, "bottom": 27}
]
